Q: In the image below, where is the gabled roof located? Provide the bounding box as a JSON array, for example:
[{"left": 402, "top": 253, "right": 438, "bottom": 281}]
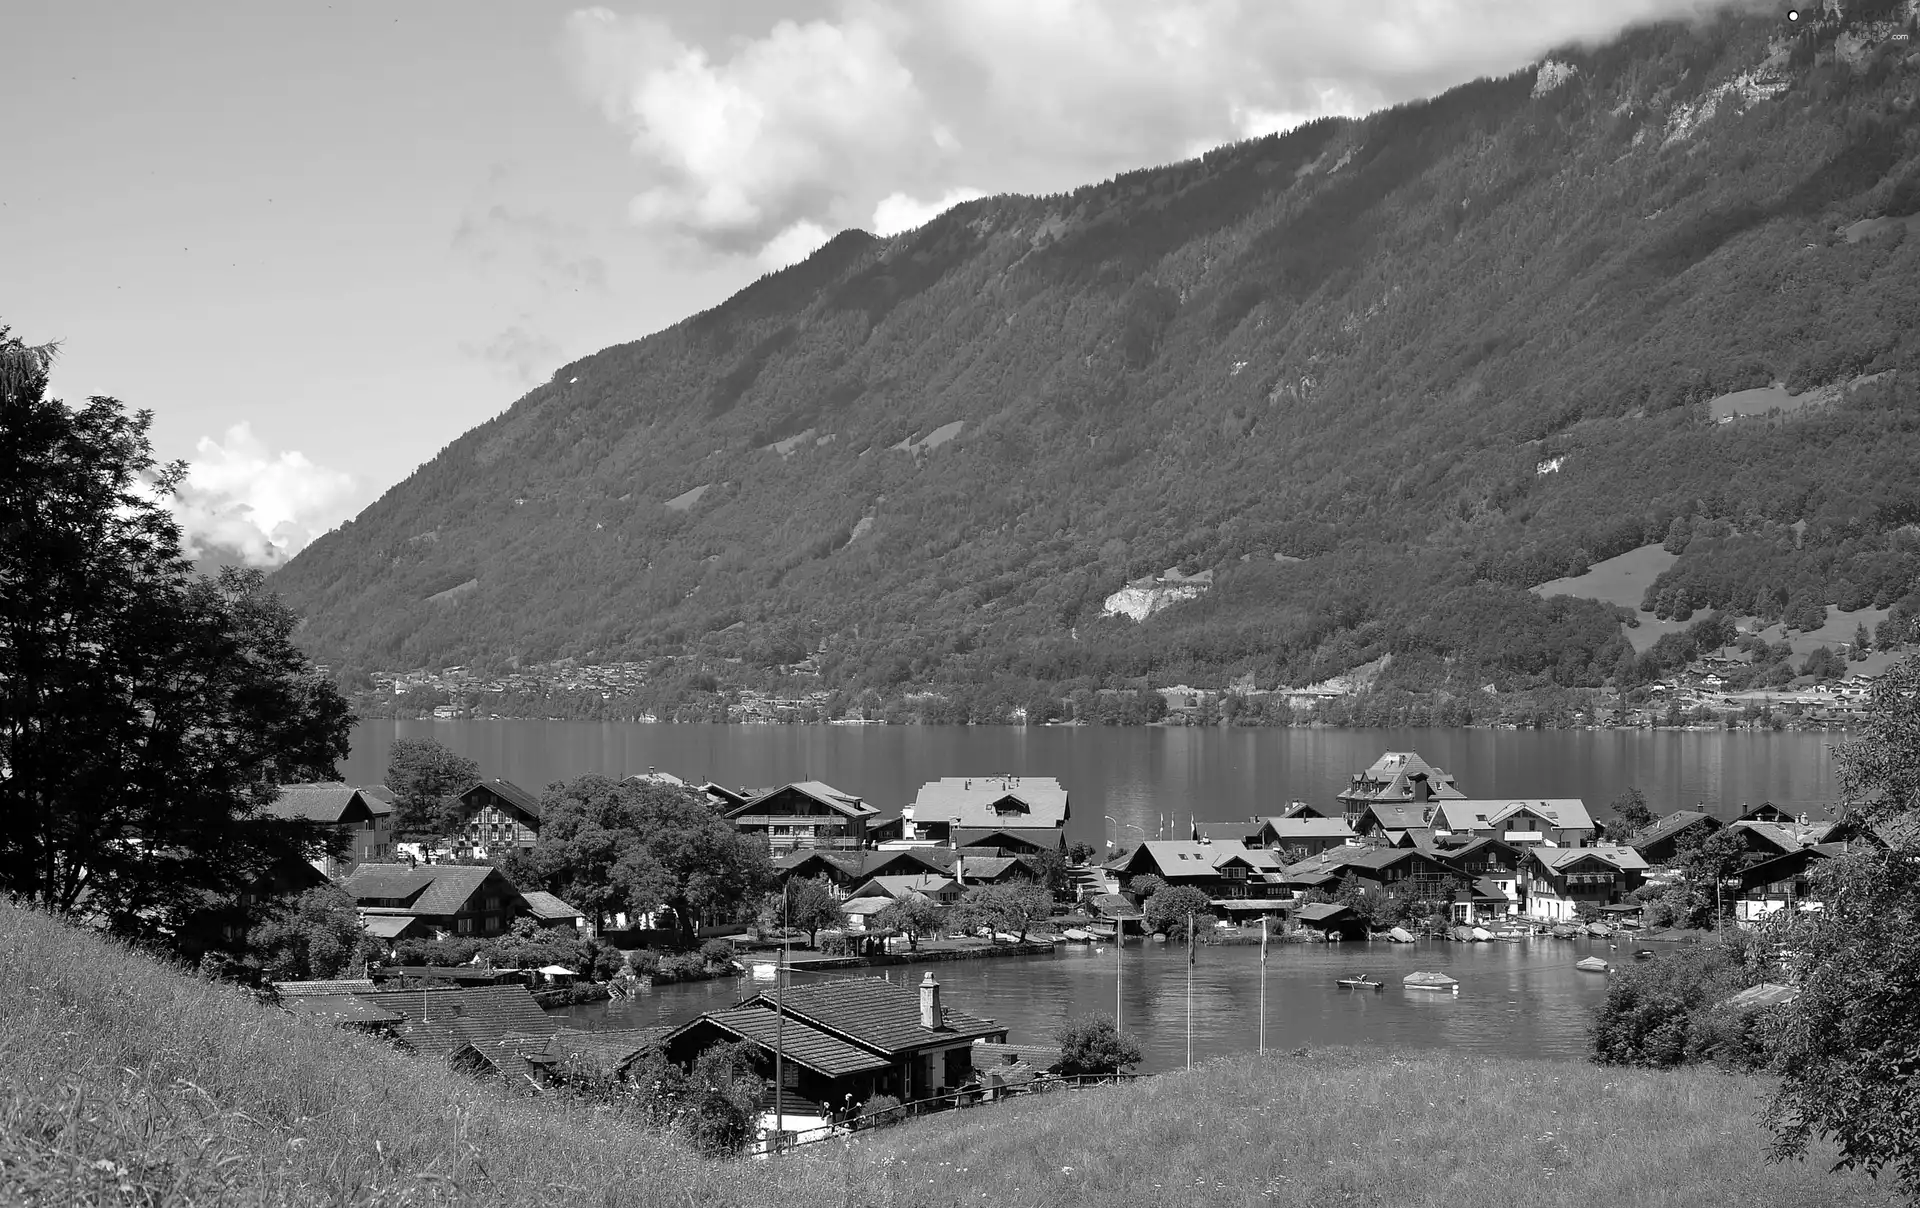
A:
[
  {"left": 911, "top": 777, "right": 1070, "bottom": 829},
  {"left": 1192, "top": 821, "right": 1259, "bottom": 844},
  {"left": 368, "top": 985, "right": 558, "bottom": 1057},
  {"left": 772, "top": 849, "right": 872, "bottom": 878},
  {"left": 624, "top": 768, "right": 687, "bottom": 787},
  {"left": 1293, "top": 902, "right": 1356, "bottom": 924},
  {"left": 744, "top": 977, "right": 1003, "bottom": 1056},
  {"left": 1436, "top": 799, "right": 1595, "bottom": 832},
  {"left": 359, "top": 785, "right": 396, "bottom": 816},
  {"left": 951, "top": 827, "right": 1062, "bottom": 850},
  {"left": 972, "top": 1040, "right": 1064, "bottom": 1073},
  {"left": 341, "top": 863, "right": 508, "bottom": 917},
  {"left": 1729, "top": 821, "right": 1806, "bottom": 855},
  {"left": 1339, "top": 751, "right": 1465, "bottom": 802},
  {"left": 730, "top": 781, "right": 879, "bottom": 820},
  {"left": 462, "top": 779, "right": 542, "bottom": 820},
  {"left": 541, "top": 1026, "right": 672, "bottom": 1077},
  {"left": 1632, "top": 810, "right": 1718, "bottom": 848},
  {"left": 1256, "top": 817, "right": 1358, "bottom": 841},
  {"left": 361, "top": 914, "right": 421, "bottom": 939},
  {"left": 957, "top": 856, "right": 1023, "bottom": 882},
  {"left": 522, "top": 890, "right": 584, "bottom": 922},
  {"left": 452, "top": 1034, "right": 556, "bottom": 1081},
  {"left": 1439, "top": 836, "right": 1522, "bottom": 864},
  {"left": 281, "top": 993, "right": 405, "bottom": 1026},
  {"left": 847, "top": 874, "right": 959, "bottom": 901},
  {"left": 677, "top": 1008, "right": 892, "bottom": 1078},
  {"left": 1530, "top": 845, "right": 1649, "bottom": 873},
  {"left": 272, "top": 979, "right": 376, "bottom": 997},
  {"left": 263, "top": 783, "right": 375, "bottom": 825},
  {"left": 1738, "top": 842, "right": 1843, "bottom": 886},
  {"left": 1361, "top": 803, "right": 1434, "bottom": 831}
]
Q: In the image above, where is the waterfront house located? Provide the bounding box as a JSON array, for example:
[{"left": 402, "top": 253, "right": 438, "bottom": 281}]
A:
[
  {"left": 363, "top": 983, "right": 559, "bottom": 1060},
  {"left": 454, "top": 779, "right": 544, "bottom": 855},
  {"left": 1454, "top": 877, "right": 1517, "bottom": 924},
  {"left": 846, "top": 874, "right": 963, "bottom": 906},
  {"left": 771, "top": 848, "right": 874, "bottom": 890},
  {"left": 665, "top": 974, "right": 1007, "bottom": 1118},
  {"left": 342, "top": 862, "right": 529, "bottom": 941},
  {"left": 902, "top": 776, "right": 1071, "bottom": 852},
  {"left": 1734, "top": 802, "right": 1795, "bottom": 825},
  {"left": 1353, "top": 802, "right": 1437, "bottom": 848},
  {"left": 1437, "top": 838, "right": 1526, "bottom": 915},
  {"left": 1292, "top": 901, "right": 1366, "bottom": 940},
  {"left": 1111, "top": 840, "right": 1289, "bottom": 906},
  {"left": 1522, "top": 846, "right": 1649, "bottom": 922},
  {"left": 262, "top": 783, "right": 387, "bottom": 877},
  {"left": 1335, "top": 751, "right": 1464, "bottom": 822},
  {"left": 1278, "top": 847, "right": 1457, "bottom": 903},
  {"left": 521, "top": 889, "right": 586, "bottom": 928},
  {"left": 1430, "top": 799, "right": 1596, "bottom": 848},
  {"left": 1253, "top": 815, "right": 1358, "bottom": 858},
  {"left": 1723, "top": 820, "right": 1808, "bottom": 859},
  {"left": 726, "top": 781, "right": 880, "bottom": 852},
  {"left": 1735, "top": 842, "right": 1844, "bottom": 922},
  {"left": 1630, "top": 810, "right": 1723, "bottom": 866}
]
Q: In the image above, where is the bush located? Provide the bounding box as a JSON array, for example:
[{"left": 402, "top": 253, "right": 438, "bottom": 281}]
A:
[
  {"left": 1056, "top": 1012, "right": 1144, "bottom": 1076},
  {"left": 1589, "top": 934, "right": 1773, "bottom": 1068},
  {"left": 860, "top": 1093, "right": 904, "bottom": 1129},
  {"left": 627, "top": 949, "right": 662, "bottom": 977},
  {"left": 652, "top": 953, "right": 711, "bottom": 983},
  {"left": 699, "top": 938, "right": 737, "bottom": 968}
]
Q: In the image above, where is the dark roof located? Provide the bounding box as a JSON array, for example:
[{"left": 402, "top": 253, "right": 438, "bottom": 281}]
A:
[
  {"left": 522, "top": 890, "right": 583, "bottom": 921},
  {"left": 951, "top": 827, "right": 1062, "bottom": 849},
  {"left": 263, "top": 783, "right": 374, "bottom": 824},
  {"left": 464, "top": 778, "right": 542, "bottom": 820},
  {"left": 746, "top": 977, "right": 1003, "bottom": 1056},
  {"left": 682, "top": 1008, "right": 893, "bottom": 1078},
  {"left": 341, "top": 863, "right": 506, "bottom": 916},
  {"left": 730, "top": 781, "right": 877, "bottom": 820},
  {"left": 453, "top": 1034, "right": 555, "bottom": 1081},
  {"left": 1632, "top": 810, "right": 1717, "bottom": 849},
  {"left": 365, "top": 984, "right": 558, "bottom": 1057},
  {"left": 1294, "top": 902, "right": 1356, "bottom": 924},
  {"left": 281, "top": 993, "right": 405, "bottom": 1026},
  {"left": 272, "top": 979, "right": 377, "bottom": 996},
  {"left": 1192, "top": 821, "right": 1259, "bottom": 843},
  {"left": 972, "top": 1040, "right": 1063, "bottom": 1073},
  {"left": 541, "top": 1027, "right": 672, "bottom": 1076}
]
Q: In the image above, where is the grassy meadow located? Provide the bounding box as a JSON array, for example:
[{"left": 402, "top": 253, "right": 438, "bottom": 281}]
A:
[{"left": 0, "top": 901, "right": 1896, "bottom": 1207}]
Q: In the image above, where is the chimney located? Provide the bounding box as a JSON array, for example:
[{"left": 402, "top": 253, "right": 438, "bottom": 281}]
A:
[
  {"left": 1412, "top": 774, "right": 1431, "bottom": 805},
  {"left": 919, "top": 973, "right": 943, "bottom": 1029}
]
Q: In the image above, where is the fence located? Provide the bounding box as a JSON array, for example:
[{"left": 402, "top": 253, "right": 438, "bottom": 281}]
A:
[{"left": 762, "top": 1072, "right": 1149, "bottom": 1155}]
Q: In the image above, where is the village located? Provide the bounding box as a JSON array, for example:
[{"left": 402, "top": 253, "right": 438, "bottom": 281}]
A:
[{"left": 237, "top": 748, "right": 1861, "bottom": 1154}]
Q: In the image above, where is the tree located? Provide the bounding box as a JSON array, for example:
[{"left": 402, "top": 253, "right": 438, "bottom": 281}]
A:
[
  {"left": 1142, "top": 884, "right": 1214, "bottom": 937},
  {"left": 951, "top": 883, "right": 1054, "bottom": 941},
  {"left": 1767, "top": 655, "right": 1920, "bottom": 1188},
  {"left": 770, "top": 876, "right": 844, "bottom": 947},
  {"left": 384, "top": 737, "right": 480, "bottom": 841},
  {"left": 1852, "top": 621, "right": 1873, "bottom": 661},
  {"left": 1673, "top": 827, "right": 1757, "bottom": 927},
  {"left": 0, "top": 333, "right": 352, "bottom": 944},
  {"left": 1022, "top": 847, "right": 1073, "bottom": 900},
  {"left": 248, "top": 885, "right": 373, "bottom": 982},
  {"left": 1607, "top": 787, "right": 1658, "bottom": 836},
  {"left": 1055, "top": 1012, "right": 1144, "bottom": 1076},
  {"left": 520, "top": 775, "right": 774, "bottom": 942},
  {"left": 1127, "top": 873, "right": 1167, "bottom": 899},
  {"left": 871, "top": 893, "right": 943, "bottom": 951},
  {"left": 1800, "top": 645, "right": 1845, "bottom": 681}
]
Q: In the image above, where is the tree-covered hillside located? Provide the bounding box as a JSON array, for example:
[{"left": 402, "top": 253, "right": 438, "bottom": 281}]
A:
[{"left": 275, "top": 5, "right": 1920, "bottom": 701}]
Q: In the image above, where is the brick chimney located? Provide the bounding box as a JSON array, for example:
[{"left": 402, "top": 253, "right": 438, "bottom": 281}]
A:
[
  {"left": 1411, "top": 774, "right": 1431, "bottom": 805},
  {"left": 919, "top": 972, "right": 943, "bottom": 1029}
]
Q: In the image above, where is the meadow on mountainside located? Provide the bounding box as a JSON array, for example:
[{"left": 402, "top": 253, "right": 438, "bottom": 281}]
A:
[{"left": 273, "top": 5, "right": 1920, "bottom": 705}]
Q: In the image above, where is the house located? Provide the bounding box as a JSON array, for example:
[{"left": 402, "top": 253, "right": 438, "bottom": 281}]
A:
[
  {"left": 1631, "top": 810, "right": 1723, "bottom": 866},
  {"left": 341, "top": 862, "right": 530, "bottom": 941},
  {"left": 1735, "top": 843, "right": 1844, "bottom": 923},
  {"left": 726, "top": 781, "right": 880, "bottom": 852},
  {"left": 1437, "top": 838, "right": 1526, "bottom": 915},
  {"left": 1335, "top": 751, "right": 1465, "bottom": 821},
  {"left": 771, "top": 848, "right": 875, "bottom": 890},
  {"left": 1724, "top": 820, "right": 1808, "bottom": 860},
  {"left": 1352, "top": 802, "right": 1437, "bottom": 848},
  {"left": 1253, "top": 816, "right": 1359, "bottom": 857},
  {"left": 1277, "top": 799, "right": 1343, "bottom": 820},
  {"left": 521, "top": 890, "right": 586, "bottom": 929},
  {"left": 846, "top": 874, "right": 963, "bottom": 906},
  {"left": 362, "top": 983, "right": 559, "bottom": 1059},
  {"left": 1292, "top": 902, "right": 1366, "bottom": 940},
  {"left": 1191, "top": 820, "right": 1261, "bottom": 846},
  {"left": 455, "top": 779, "right": 543, "bottom": 854},
  {"left": 902, "top": 776, "right": 1071, "bottom": 852},
  {"left": 663, "top": 975, "right": 1007, "bottom": 1125},
  {"left": 1109, "top": 841, "right": 1289, "bottom": 906},
  {"left": 700, "top": 782, "right": 757, "bottom": 810},
  {"left": 1321, "top": 848, "right": 1457, "bottom": 899},
  {"left": 179, "top": 852, "right": 334, "bottom": 958},
  {"left": 1522, "top": 846, "right": 1649, "bottom": 922},
  {"left": 1431, "top": 799, "right": 1596, "bottom": 848},
  {"left": 261, "top": 783, "right": 387, "bottom": 877},
  {"left": 1734, "top": 802, "right": 1795, "bottom": 825},
  {"left": 1454, "top": 877, "right": 1516, "bottom": 925}
]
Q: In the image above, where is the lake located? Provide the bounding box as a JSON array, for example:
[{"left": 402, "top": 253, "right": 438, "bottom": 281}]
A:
[
  {"left": 339, "top": 720, "right": 1846, "bottom": 849},
  {"left": 549, "top": 936, "right": 1622, "bottom": 1071}
]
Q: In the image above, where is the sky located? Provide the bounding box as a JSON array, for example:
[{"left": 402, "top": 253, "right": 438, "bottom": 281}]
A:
[{"left": 5, "top": 0, "right": 1763, "bottom": 566}]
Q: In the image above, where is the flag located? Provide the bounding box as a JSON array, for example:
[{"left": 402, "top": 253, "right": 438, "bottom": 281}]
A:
[
  {"left": 1188, "top": 911, "right": 1196, "bottom": 965},
  {"left": 1261, "top": 914, "right": 1269, "bottom": 963}
]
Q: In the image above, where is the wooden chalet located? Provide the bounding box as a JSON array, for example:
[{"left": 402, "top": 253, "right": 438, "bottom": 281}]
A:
[
  {"left": 341, "top": 862, "right": 530, "bottom": 941},
  {"left": 726, "top": 781, "right": 880, "bottom": 852},
  {"left": 846, "top": 874, "right": 963, "bottom": 906},
  {"left": 455, "top": 779, "right": 544, "bottom": 854},
  {"left": 1292, "top": 901, "right": 1365, "bottom": 940},
  {"left": 1735, "top": 842, "right": 1845, "bottom": 923},
  {"left": 1352, "top": 802, "right": 1436, "bottom": 848},
  {"left": 902, "top": 776, "right": 1071, "bottom": 852},
  {"left": 1253, "top": 815, "right": 1358, "bottom": 857},
  {"left": 1109, "top": 840, "right": 1289, "bottom": 908},
  {"left": 1723, "top": 820, "right": 1809, "bottom": 860},
  {"left": 1430, "top": 799, "right": 1596, "bottom": 848},
  {"left": 1630, "top": 810, "right": 1723, "bottom": 866},
  {"left": 262, "top": 782, "right": 389, "bottom": 877},
  {"left": 1435, "top": 837, "right": 1525, "bottom": 915},
  {"left": 1522, "top": 846, "right": 1649, "bottom": 922}
]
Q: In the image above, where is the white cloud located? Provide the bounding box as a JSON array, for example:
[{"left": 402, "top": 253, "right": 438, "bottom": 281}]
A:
[
  {"left": 871, "top": 187, "right": 986, "bottom": 237},
  {"left": 758, "top": 219, "right": 834, "bottom": 270},
  {"left": 169, "top": 424, "right": 358, "bottom": 566},
  {"left": 461, "top": 324, "right": 563, "bottom": 384}
]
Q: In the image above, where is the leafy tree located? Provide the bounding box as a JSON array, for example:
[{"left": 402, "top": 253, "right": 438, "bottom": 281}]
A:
[
  {"left": 1142, "top": 884, "right": 1215, "bottom": 937},
  {"left": 1608, "top": 787, "right": 1658, "bottom": 836},
  {"left": 1021, "top": 847, "right": 1073, "bottom": 900},
  {"left": 1067, "top": 841, "right": 1099, "bottom": 865},
  {"left": 1800, "top": 645, "right": 1845, "bottom": 681},
  {"left": 1127, "top": 873, "right": 1167, "bottom": 899},
  {"left": 1852, "top": 621, "right": 1872, "bottom": 660},
  {"left": 249, "top": 885, "right": 373, "bottom": 981},
  {"left": 0, "top": 333, "right": 351, "bottom": 944},
  {"left": 871, "top": 893, "right": 943, "bottom": 951},
  {"left": 616, "top": 1041, "right": 766, "bottom": 1156},
  {"left": 384, "top": 737, "right": 480, "bottom": 841},
  {"left": 951, "top": 883, "right": 1054, "bottom": 941},
  {"left": 1672, "top": 827, "right": 1760, "bottom": 927},
  {"left": 519, "top": 775, "right": 774, "bottom": 942},
  {"left": 1055, "top": 1012, "right": 1144, "bottom": 1075},
  {"left": 1589, "top": 931, "right": 1768, "bottom": 1067},
  {"left": 769, "top": 875, "right": 843, "bottom": 946}
]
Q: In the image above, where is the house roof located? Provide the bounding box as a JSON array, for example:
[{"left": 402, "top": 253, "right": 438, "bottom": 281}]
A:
[
  {"left": 1730, "top": 821, "right": 1806, "bottom": 855},
  {"left": 1294, "top": 902, "right": 1356, "bottom": 924},
  {"left": 263, "top": 783, "right": 374, "bottom": 825},
  {"left": 951, "top": 827, "right": 1064, "bottom": 850},
  {"left": 281, "top": 993, "right": 405, "bottom": 1026},
  {"left": 1724, "top": 982, "right": 1802, "bottom": 1010},
  {"left": 682, "top": 1008, "right": 893, "bottom": 1078},
  {"left": 840, "top": 897, "right": 893, "bottom": 917},
  {"left": 1632, "top": 810, "right": 1717, "bottom": 849},
  {"left": 1192, "top": 821, "right": 1259, "bottom": 844},
  {"left": 1531, "top": 845, "right": 1649, "bottom": 873},
  {"left": 1436, "top": 799, "right": 1595, "bottom": 832},
  {"left": 848, "top": 874, "right": 959, "bottom": 901},
  {"left": 1257, "top": 817, "right": 1358, "bottom": 840},
  {"left": 541, "top": 1026, "right": 672, "bottom": 1076},
  {"left": 521, "top": 890, "right": 584, "bottom": 922},
  {"left": 772, "top": 849, "right": 872, "bottom": 879},
  {"left": 624, "top": 769, "right": 687, "bottom": 787},
  {"left": 368, "top": 985, "right": 558, "bottom": 1057},
  {"left": 1087, "top": 893, "right": 1144, "bottom": 919},
  {"left": 972, "top": 1040, "right": 1063, "bottom": 1073},
  {"left": 1468, "top": 877, "right": 1508, "bottom": 900},
  {"left": 464, "top": 779, "right": 542, "bottom": 820},
  {"left": 745, "top": 977, "right": 1003, "bottom": 1055},
  {"left": 1440, "top": 837, "right": 1521, "bottom": 863},
  {"left": 1339, "top": 751, "right": 1464, "bottom": 802},
  {"left": 957, "top": 856, "right": 1022, "bottom": 882},
  {"left": 910, "top": 776, "right": 1070, "bottom": 830},
  {"left": 272, "top": 978, "right": 376, "bottom": 996},
  {"left": 341, "top": 863, "right": 506, "bottom": 917},
  {"left": 731, "top": 781, "right": 879, "bottom": 820},
  {"left": 454, "top": 1034, "right": 557, "bottom": 1081},
  {"left": 1362, "top": 803, "right": 1435, "bottom": 831},
  {"left": 360, "top": 914, "right": 421, "bottom": 939}
]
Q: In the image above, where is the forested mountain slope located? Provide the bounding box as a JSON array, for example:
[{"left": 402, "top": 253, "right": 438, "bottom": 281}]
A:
[{"left": 276, "top": 5, "right": 1920, "bottom": 700}]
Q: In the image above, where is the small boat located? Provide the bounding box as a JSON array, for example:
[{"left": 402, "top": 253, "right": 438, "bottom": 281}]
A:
[
  {"left": 1387, "top": 927, "right": 1416, "bottom": 944},
  {"left": 1062, "top": 928, "right": 1093, "bottom": 943},
  {"left": 994, "top": 932, "right": 1022, "bottom": 944},
  {"left": 1337, "top": 976, "right": 1384, "bottom": 989},
  {"left": 1470, "top": 927, "right": 1493, "bottom": 941},
  {"left": 1576, "top": 956, "right": 1611, "bottom": 974},
  {"left": 1085, "top": 923, "right": 1116, "bottom": 940},
  {"left": 1633, "top": 949, "right": 1655, "bottom": 961},
  {"left": 1586, "top": 923, "right": 1612, "bottom": 938},
  {"left": 1551, "top": 925, "right": 1578, "bottom": 939},
  {"left": 1450, "top": 925, "right": 1475, "bottom": 942},
  {"left": 1403, "top": 971, "right": 1460, "bottom": 991}
]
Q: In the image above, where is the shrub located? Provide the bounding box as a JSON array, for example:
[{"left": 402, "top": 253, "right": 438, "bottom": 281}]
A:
[
  {"left": 1056, "top": 1012, "right": 1144, "bottom": 1076},
  {"left": 860, "top": 1093, "right": 904, "bottom": 1129},
  {"left": 1590, "top": 933, "right": 1773, "bottom": 1067},
  {"left": 699, "top": 938, "right": 737, "bottom": 968},
  {"left": 653, "top": 953, "right": 710, "bottom": 983}
]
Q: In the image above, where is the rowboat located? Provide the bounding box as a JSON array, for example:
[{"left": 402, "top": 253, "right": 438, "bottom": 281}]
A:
[
  {"left": 1337, "top": 976, "right": 1384, "bottom": 989},
  {"left": 1403, "top": 971, "right": 1460, "bottom": 991},
  {"left": 1062, "top": 928, "right": 1093, "bottom": 942},
  {"left": 1576, "top": 956, "right": 1611, "bottom": 974},
  {"left": 1387, "top": 926, "right": 1416, "bottom": 943},
  {"left": 1085, "top": 923, "right": 1116, "bottom": 940}
]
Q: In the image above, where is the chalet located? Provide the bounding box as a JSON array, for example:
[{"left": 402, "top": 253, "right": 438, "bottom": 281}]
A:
[
  {"left": 362, "top": 983, "right": 558, "bottom": 1059},
  {"left": 1631, "top": 810, "right": 1723, "bottom": 866},
  {"left": 1453, "top": 877, "right": 1516, "bottom": 925},
  {"left": 1724, "top": 820, "right": 1808, "bottom": 860},
  {"left": 663, "top": 975, "right": 1007, "bottom": 1123},
  {"left": 1437, "top": 838, "right": 1525, "bottom": 915},
  {"left": 1325, "top": 847, "right": 1456, "bottom": 899},
  {"left": 903, "top": 776, "right": 1070, "bottom": 852},
  {"left": 846, "top": 874, "right": 963, "bottom": 906},
  {"left": 726, "top": 781, "right": 880, "bottom": 852},
  {"left": 1109, "top": 840, "right": 1288, "bottom": 905},
  {"left": 1431, "top": 799, "right": 1596, "bottom": 848},
  {"left": 1292, "top": 901, "right": 1365, "bottom": 940},
  {"left": 1735, "top": 843, "right": 1845, "bottom": 922},
  {"left": 341, "top": 862, "right": 530, "bottom": 941},
  {"left": 1522, "top": 846, "right": 1649, "bottom": 922},
  {"left": 262, "top": 782, "right": 387, "bottom": 877},
  {"left": 1336, "top": 751, "right": 1465, "bottom": 821},
  {"left": 771, "top": 848, "right": 874, "bottom": 890},
  {"left": 1353, "top": 802, "right": 1436, "bottom": 848},
  {"left": 1735, "top": 802, "right": 1795, "bottom": 825},
  {"left": 1192, "top": 820, "right": 1261, "bottom": 846},
  {"left": 453, "top": 779, "right": 544, "bottom": 856},
  {"left": 1253, "top": 815, "right": 1358, "bottom": 857}
]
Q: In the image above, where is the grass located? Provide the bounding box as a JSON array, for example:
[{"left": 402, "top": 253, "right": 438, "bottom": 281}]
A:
[
  {"left": 0, "top": 901, "right": 1895, "bottom": 1207},
  {"left": 1532, "top": 543, "right": 1678, "bottom": 611}
]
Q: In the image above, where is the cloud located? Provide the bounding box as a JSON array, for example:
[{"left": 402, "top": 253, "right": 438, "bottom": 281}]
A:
[
  {"left": 462, "top": 324, "right": 563, "bottom": 384},
  {"left": 872, "top": 187, "right": 986, "bottom": 238},
  {"left": 564, "top": 0, "right": 1775, "bottom": 265},
  {"left": 758, "top": 219, "right": 834, "bottom": 271},
  {"left": 169, "top": 424, "right": 358, "bottom": 566},
  {"left": 451, "top": 204, "right": 609, "bottom": 294}
]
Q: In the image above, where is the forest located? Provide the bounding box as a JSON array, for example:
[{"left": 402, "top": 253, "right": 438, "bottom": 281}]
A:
[{"left": 272, "top": 5, "right": 1920, "bottom": 707}]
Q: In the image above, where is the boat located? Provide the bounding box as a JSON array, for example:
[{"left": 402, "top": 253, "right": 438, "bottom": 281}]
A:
[
  {"left": 1576, "top": 956, "right": 1611, "bottom": 974},
  {"left": 1633, "top": 949, "right": 1655, "bottom": 961},
  {"left": 1061, "top": 928, "right": 1093, "bottom": 943},
  {"left": 1387, "top": 926, "right": 1416, "bottom": 944},
  {"left": 994, "top": 932, "right": 1023, "bottom": 944},
  {"left": 1085, "top": 923, "right": 1116, "bottom": 940},
  {"left": 1551, "top": 925, "right": 1578, "bottom": 939},
  {"left": 1586, "top": 923, "right": 1612, "bottom": 938},
  {"left": 1403, "top": 971, "right": 1460, "bottom": 991},
  {"left": 1337, "top": 976, "right": 1384, "bottom": 989},
  {"left": 1470, "top": 927, "right": 1493, "bottom": 941},
  {"left": 1450, "top": 925, "right": 1475, "bottom": 942}
]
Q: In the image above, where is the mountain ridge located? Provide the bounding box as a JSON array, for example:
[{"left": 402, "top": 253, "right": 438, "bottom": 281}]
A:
[{"left": 275, "top": 4, "right": 1920, "bottom": 706}]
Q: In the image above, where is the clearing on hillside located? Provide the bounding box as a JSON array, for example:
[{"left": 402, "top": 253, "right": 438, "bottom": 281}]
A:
[
  {"left": 663, "top": 483, "right": 711, "bottom": 511},
  {"left": 1705, "top": 370, "right": 1895, "bottom": 422},
  {"left": 1532, "top": 543, "right": 1677, "bottom": 610}
]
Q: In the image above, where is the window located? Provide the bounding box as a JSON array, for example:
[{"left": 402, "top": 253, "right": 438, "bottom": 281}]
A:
[{"left": 457, "top": 918, "right": 473, "bottom": 934}]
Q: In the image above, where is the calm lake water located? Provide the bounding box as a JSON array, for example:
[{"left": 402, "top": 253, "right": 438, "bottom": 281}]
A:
[
  {"left": 340, "top": 720, "right": 1846, "bottom": 848},
  {"left": 549, "top": 937, "right": 1621, "bottom": 1071}
]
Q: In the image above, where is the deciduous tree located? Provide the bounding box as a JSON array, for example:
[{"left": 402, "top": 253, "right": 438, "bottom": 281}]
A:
[
  {"left": 1142, "top": 884, "right": 1215, "bottom": 937},
  {"left": 871, "top": 893, "right": 943, "bottom": 951},
  {"left": 1056, "top": 1012, "right": 1144, "bottom": 1075},
  {"left": 951, "top": 883, "right": 1054, "bottom": 941},
  {"left": 1607, "top": 787, "right": 1658, "bottom": 836},
  {"left": 249, "top": 885, "right": 372, "bottom": 981},
  {"left": 383, "top": 737, "right": 479, "bottom": 841}
]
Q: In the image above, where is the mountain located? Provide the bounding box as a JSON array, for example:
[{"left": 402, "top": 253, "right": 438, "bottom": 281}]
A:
[{"left": 275, "top": 4, "right": 1920, "bottom": 709}]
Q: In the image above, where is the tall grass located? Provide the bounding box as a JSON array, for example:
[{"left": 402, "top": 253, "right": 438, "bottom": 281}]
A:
[{"left": 0, "top": 901, "right": 1888, "bottom": 1206}]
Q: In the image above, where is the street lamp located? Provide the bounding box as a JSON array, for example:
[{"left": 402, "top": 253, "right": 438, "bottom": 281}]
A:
[{"left": 1104, "top": 814, "right": 1144, "bottom": 850}]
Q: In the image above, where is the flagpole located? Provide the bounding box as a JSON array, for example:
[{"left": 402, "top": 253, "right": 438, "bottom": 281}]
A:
[
  {"left": 774, "top": 881, "right": 788, "bottom": 1152},
  {"left": 1259, "top": 914, "right": 1268, "bottom": 1054},
  {"left": 1186, "top": 910, "right": 1194, "bottom": 1071}
]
